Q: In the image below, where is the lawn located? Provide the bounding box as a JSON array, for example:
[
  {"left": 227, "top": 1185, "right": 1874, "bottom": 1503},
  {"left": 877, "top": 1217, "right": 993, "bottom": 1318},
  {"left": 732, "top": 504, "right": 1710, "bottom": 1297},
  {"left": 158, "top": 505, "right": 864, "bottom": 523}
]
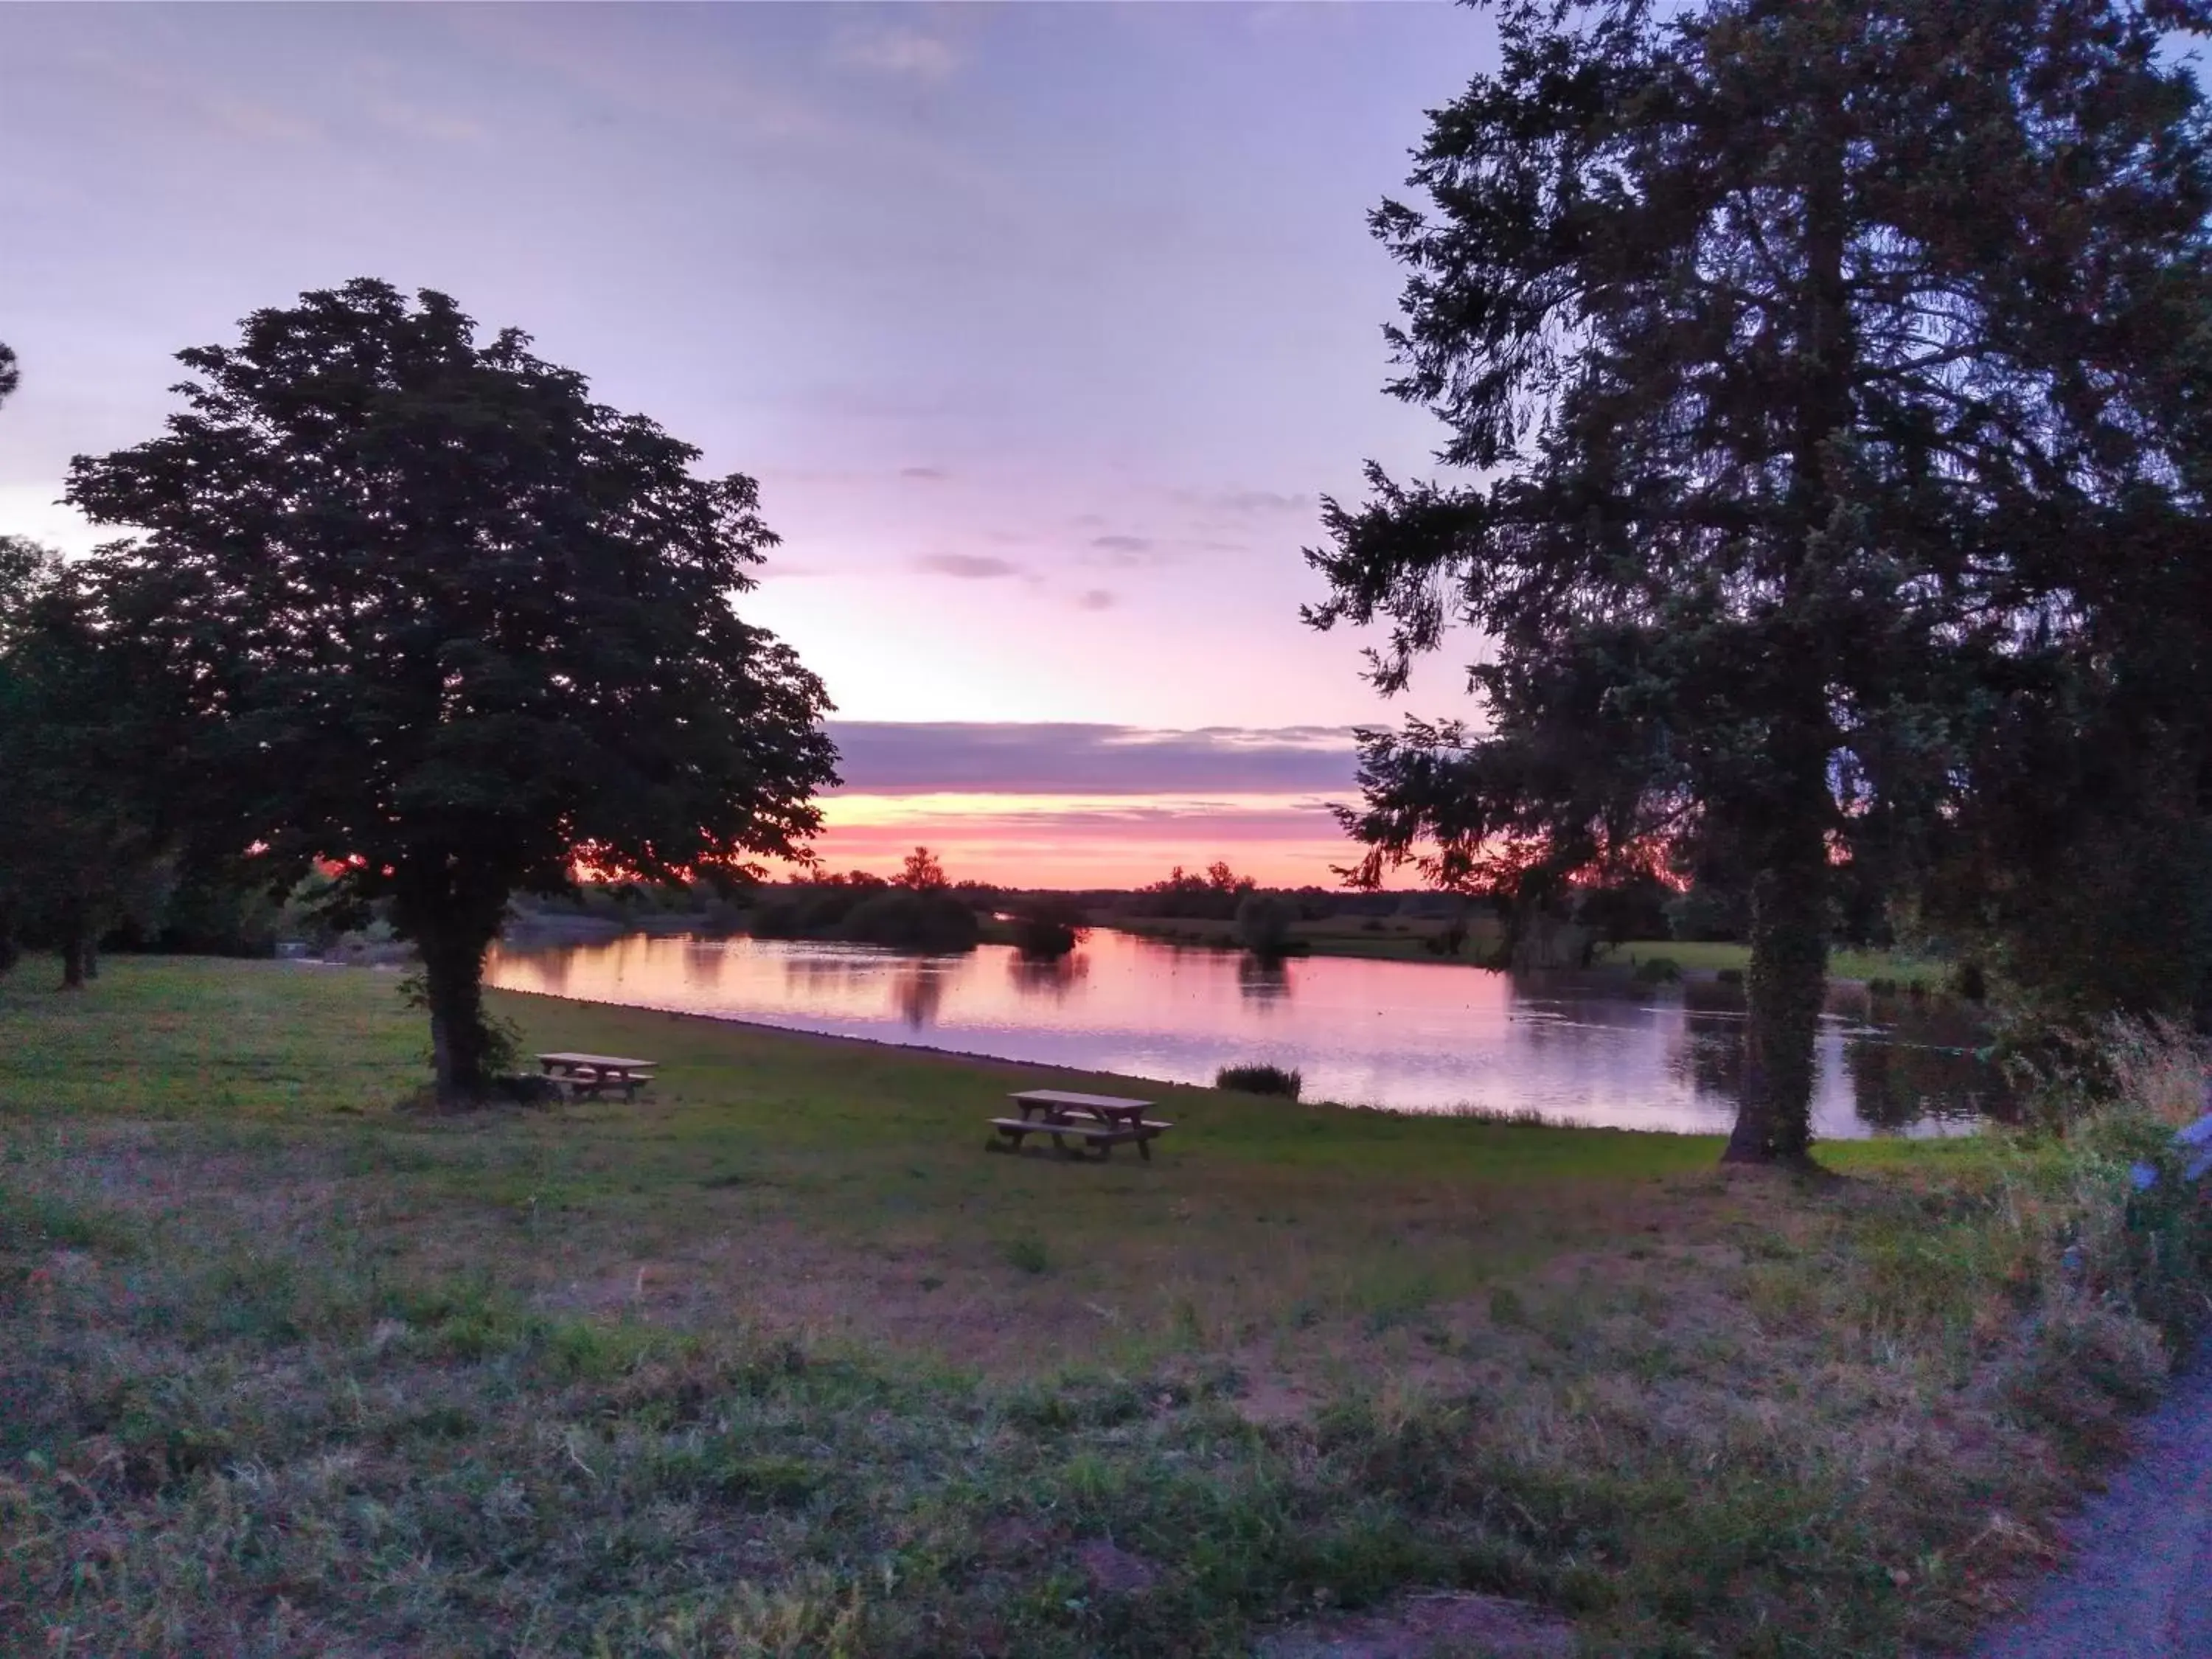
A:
[{"left": 0, "top": 956, "right": 2198, "bottom": 1656}]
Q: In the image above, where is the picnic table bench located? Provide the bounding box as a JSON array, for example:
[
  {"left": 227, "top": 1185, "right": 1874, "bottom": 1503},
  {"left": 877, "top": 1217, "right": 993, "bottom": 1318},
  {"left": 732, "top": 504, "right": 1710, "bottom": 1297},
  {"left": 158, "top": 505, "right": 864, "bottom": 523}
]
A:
[
  {"left": 537, "top": 1052, "right": 658, "bottom": 1101},
  {"left": 987, "top": 1088, "right": 1174, "bottom": 1161}
]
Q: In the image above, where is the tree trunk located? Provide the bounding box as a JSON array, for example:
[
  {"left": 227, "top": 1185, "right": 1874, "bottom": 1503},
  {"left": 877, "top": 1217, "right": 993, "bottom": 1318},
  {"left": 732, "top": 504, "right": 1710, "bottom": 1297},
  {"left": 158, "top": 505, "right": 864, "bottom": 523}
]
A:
[
  {"left": 393, "top": 863, "right": 512, "bottom": 1105},
  {"left": 417, "top": 925, "right": 501, "bottom": 1102},
  {"left": 58, "top": 926, "right": 87, "bottom": 990},
  {"left": 53, "top": 886, "right": 93, "bottom": 989},
  {"left": 1723, "top": 854, "right": 1827, "bottom": 1166}
]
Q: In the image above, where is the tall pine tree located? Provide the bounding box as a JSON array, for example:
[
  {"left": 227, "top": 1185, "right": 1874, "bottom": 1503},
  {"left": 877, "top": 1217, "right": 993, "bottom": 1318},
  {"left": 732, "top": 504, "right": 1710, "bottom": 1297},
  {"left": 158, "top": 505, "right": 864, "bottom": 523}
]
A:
[{"left": 1308, "top": 0, "right": 2212, "bottom": 1161}]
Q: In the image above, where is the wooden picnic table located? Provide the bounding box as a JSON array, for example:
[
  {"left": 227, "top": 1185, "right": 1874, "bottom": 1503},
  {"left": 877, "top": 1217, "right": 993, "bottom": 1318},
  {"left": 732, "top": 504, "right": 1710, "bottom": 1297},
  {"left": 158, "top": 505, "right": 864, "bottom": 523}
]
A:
[
  {"left": 536, "top": 1051, "right": 658, "bottom": 1101},
  {"left": 987, "top": 1088, "right": 1175, "bottom": 1161}
]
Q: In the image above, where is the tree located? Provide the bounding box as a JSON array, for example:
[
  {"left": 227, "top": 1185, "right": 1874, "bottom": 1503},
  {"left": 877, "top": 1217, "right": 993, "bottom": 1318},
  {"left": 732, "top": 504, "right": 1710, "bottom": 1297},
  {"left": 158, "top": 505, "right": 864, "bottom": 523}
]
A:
[
  {"left": 0, "top": 541, "right": 172, "bottom": 985},
  {"left": 70, "top": 281, "right": 838, "bottom": 1100},
  {"left": 1234, "top": 891, "right": 1298, "bottom": 956},
  {"left": 0, "top": 341, "right": 17, "bottom": 408},
  {"left": 1307, "top": 0, "right": 2212, "bottom": 1163},
  {"left": 898, "top": 846, "right": 950, "bottom": 891}
]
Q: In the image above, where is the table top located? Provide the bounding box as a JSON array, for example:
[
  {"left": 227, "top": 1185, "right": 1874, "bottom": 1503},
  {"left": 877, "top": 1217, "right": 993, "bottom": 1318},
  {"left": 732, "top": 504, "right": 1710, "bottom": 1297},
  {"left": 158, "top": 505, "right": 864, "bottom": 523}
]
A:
[
  {"left": 1010, "top": 1088, "right": 1150, "bottom": 1112},
  {"left": 538, "top": 1052, "right": 656, "bottom": 1071}
]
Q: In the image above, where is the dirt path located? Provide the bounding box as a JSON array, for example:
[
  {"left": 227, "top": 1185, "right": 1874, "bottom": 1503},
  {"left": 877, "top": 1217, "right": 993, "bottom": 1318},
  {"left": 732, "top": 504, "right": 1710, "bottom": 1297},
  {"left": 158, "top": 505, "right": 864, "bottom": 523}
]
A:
[{"left": 1972, "top": 1348, "right": 2212, "bottom": 1659}]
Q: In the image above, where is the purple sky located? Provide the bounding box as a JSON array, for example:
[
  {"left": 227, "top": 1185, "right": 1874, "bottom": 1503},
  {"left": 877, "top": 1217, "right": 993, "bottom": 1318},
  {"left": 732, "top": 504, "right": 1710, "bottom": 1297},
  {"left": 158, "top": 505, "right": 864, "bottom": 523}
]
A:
[{"left": 0, "top": 2, "right": 1495, "bottom": 882}]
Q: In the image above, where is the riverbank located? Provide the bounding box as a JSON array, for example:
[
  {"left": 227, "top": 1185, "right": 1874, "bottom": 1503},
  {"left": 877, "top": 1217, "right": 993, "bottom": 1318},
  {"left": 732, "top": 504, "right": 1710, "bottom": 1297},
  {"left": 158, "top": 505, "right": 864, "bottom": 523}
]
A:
[
  {"left": 1105, "top": 915, "right": 1947, "bottom": 986},
  {"left": 1, "top": 956, "right": 2197, "bottom": 1655}
]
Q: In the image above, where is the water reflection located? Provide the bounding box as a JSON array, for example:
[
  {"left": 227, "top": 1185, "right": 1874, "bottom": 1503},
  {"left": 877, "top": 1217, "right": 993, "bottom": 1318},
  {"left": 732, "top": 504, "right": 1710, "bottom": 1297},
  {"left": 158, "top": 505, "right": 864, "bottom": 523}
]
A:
[
  {"left": 1237, "top": 954, "right": 1292, "bottom": 1004},
  {"left": 484, "top": 928, "right": 2006, "bottom": 1138},
  {"left": 1008, "top": 953, "right": 1088, "bottom": 1001},
  {"left": 891, "top": 963, "right": 949, "bottom": 1029}
]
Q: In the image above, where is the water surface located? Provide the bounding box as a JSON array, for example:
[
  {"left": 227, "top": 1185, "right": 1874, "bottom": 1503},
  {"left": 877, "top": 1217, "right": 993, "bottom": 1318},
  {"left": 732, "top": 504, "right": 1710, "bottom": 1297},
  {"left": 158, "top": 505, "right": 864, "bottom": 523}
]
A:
[{"left": 485, "top": 928, "right": 2003, "bottom": 1138}]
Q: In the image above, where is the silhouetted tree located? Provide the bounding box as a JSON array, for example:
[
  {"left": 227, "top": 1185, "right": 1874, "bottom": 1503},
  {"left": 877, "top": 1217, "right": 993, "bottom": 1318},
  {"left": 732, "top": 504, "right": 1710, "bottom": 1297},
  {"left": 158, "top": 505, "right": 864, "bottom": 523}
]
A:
[
  {"left": 71, "top": 281, "right": 838, "bottom": 1100},
  {"left": 1309, "top": 0, "right": 2212, "bottom": 1162},
  {"left": 898, "top": 846, "right": 950, "bottom": 891},
  {"left": 0, "top": 543, "right": 171, "bottom": 985},
  {"left": 0, "top": 342, "right": 17, "bottom": 408}
]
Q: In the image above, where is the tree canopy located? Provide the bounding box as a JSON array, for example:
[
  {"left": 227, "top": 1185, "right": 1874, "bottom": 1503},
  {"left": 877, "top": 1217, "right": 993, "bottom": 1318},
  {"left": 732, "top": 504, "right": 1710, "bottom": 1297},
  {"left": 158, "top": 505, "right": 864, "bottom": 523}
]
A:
[
  {"left": 69, "top": 280, "right": 839, "bottom": 1098},
  {"left": 1307, "top": 0, "right": 2212, "bottom": 1161}
]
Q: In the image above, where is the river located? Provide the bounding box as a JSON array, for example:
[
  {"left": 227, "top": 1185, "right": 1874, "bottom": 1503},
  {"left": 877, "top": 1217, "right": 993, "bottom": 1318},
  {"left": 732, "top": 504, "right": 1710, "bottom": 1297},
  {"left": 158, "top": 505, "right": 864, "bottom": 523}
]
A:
[{"left": 484, "top": 926, "right": 2006, "bottom": 1137}]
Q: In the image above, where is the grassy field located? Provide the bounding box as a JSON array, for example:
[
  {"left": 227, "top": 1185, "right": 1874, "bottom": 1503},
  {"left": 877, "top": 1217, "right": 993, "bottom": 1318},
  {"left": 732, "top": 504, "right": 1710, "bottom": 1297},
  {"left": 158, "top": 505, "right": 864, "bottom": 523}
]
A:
[
  {"left": 0, "top": 957, "right": 2201, "bottom": 1656},
  {"left": 1598, "top": 940, "right": 1949, "bottom": 988}
]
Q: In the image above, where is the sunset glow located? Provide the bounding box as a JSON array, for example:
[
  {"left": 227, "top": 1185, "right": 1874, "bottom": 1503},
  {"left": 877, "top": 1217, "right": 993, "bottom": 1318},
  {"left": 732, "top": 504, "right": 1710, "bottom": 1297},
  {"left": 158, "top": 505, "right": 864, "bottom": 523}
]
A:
[{"left": 811, "top": 790, "right": 1356, "bottom": 888}]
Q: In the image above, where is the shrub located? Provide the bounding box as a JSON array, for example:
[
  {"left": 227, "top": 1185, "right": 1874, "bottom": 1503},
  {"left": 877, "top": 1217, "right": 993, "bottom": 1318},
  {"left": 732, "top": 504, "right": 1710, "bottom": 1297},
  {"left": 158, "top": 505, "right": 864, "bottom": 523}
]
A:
[
  {"left": 1011, "top": 896, "right": 1088, "bottom": 961},
  {"left": 839, "top": 889, "right": 979, "bottom": 953},
  {"left": 1234, "top": 892, "right": 1299, "bottom": 956},
  {"left": 1217, "top": 1062, "right": 1301, "bottom": 1099},
  {"left": 1631, "top": 955, "right": 1682, "bottom": 984}
]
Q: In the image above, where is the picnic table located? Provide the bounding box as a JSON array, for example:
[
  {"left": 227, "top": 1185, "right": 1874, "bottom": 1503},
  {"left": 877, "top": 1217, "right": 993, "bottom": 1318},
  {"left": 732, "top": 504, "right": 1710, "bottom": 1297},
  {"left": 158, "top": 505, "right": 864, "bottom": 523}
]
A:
[
  {"left": 536, "top": 1051, "right": 658, "bottom": 1101},
  {"left": 987, "top": 1088, "right": 1174, "bottom": 1161}
]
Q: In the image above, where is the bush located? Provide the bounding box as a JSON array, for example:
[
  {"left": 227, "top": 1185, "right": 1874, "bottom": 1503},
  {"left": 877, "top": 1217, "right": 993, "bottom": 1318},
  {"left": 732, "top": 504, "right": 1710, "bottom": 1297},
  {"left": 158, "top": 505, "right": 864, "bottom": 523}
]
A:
[
  {"left": 839, "top": 889, "right": 979, "bottom": 953},
  {"left": 1011, "top": 896, "right": 1088, "bottom": 961},
  {"left": 1631, "top": 955, "right": 1682, "bottom": 984},
  {"left": 1217, "top": 1062, "right": 1301, "bottom": 1099},
  {"left": 1234, "top": 892, "right": 1299, "bottom": 956}
]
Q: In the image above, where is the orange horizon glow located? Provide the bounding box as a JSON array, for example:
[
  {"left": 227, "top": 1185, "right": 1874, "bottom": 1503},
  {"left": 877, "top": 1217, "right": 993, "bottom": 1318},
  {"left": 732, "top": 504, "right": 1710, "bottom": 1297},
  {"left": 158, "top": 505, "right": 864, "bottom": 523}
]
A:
[{"left": 796, "top": 788, "right": 1379, "bottom": 889}]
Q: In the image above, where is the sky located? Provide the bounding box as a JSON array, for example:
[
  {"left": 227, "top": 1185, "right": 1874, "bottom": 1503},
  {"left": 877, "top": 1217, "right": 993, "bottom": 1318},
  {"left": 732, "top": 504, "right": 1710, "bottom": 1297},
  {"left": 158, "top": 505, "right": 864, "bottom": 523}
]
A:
[{"left": 0, "top": 2, "right": 1498, "bottom": 886}]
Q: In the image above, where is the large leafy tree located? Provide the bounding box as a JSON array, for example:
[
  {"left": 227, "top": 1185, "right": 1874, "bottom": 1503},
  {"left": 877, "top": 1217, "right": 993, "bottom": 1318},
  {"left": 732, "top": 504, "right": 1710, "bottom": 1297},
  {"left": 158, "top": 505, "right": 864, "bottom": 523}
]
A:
[
  {"left": 1307, "top": 0, "right": 2212, "bottom": 1162},
  {"left": 71, "top": 281, "right": 839, "bottom": 1099}
]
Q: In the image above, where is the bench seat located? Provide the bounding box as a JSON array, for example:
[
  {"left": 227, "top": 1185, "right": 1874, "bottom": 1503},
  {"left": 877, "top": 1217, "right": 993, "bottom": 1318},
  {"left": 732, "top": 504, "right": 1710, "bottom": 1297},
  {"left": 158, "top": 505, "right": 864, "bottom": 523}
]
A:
[{"left": 986, "top": 1116, "right": 1175, "bottom": 1160}]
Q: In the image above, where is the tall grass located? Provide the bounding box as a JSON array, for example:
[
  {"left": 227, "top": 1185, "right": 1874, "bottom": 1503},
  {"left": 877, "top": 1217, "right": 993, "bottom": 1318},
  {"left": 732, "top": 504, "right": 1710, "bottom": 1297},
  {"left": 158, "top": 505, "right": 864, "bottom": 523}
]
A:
[{"left": 1217, "top": 1062, "right": 1301, "bottom": 1099}]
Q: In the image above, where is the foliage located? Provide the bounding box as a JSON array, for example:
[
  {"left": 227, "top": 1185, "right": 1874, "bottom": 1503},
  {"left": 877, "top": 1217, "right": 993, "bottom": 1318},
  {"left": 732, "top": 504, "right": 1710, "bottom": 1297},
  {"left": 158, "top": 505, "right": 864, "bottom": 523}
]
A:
[
  {"left": 1233, "top": 892, "right": 1299, "bottom": 956},
  {"left": 1572, "top": 874, "right": 1672, "bottom": 945},
  {"left": 1216, "top": 1062, "right": 1302, "bottom": 1099},
  {"left": 1012, "top": 894, "right": 1090, "bottom": 961},
  {"left": 748, "top": 873, "right": 980, "bottom": 951},
  {"left": 67, "top": 280, "right": 837, "bottom": 1099},
  {"left": 1306, "top": 0, "right": 2212, "bottom": 1162},
  {"left": 0, "top": 540, "right": 172, "bottom": 986},
  {"left": 838, "top": 888, "right": 981, "bottom": 953},
  {"left": 897, "top": 846, "right": 949, "bottom": 892},
  {"left": 0, "top": 339, "right": 15, "bottom": 408},
  {"left": 1137, "top": 861, "right": 1256, "bottom": 920}
]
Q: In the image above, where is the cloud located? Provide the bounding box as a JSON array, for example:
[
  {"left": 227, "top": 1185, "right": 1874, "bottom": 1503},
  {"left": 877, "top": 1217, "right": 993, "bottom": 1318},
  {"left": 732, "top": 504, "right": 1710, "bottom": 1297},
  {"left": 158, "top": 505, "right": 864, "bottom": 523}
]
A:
[
  {"left": 826, "top": 722, "right": 1360, "bottom": 796},
  {"left": 1091, "top": 534, "right": 1150, "bottom": 553},
  {"left": 1074, "top": 589, "right": 1116, "bottom": 612},
  {"left": 1172, "top": 487, "right": 1312, "bottom": 515},
  {"left": 914, "top": 553, "right": 1020, "bottom": 580},
  {"left": 830, "top": 24, "right": 961, "bottom": 80},
  {"left": 366, "top": 100, "right": 486, "bottom": 145},
  {"left": 900, "top": 465, "right": 949, "bottom": 481}
]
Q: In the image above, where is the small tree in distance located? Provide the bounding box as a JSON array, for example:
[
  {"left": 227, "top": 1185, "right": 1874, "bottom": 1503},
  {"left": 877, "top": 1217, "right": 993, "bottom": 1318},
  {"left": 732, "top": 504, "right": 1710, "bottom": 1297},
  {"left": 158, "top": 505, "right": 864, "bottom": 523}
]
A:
[
  {"left": 70, "top": 282, "right": 839, "bottom": 1102},
  {"left": 898, "top": 846, "right": 949, "bottom": 891}
]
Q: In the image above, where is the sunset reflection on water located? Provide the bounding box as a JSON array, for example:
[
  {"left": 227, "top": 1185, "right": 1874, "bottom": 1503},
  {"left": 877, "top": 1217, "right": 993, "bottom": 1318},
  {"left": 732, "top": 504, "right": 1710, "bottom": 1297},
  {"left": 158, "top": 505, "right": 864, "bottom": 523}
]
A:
[{"left": 484, "top": 928, "right": 2003, "bottom": 1137}]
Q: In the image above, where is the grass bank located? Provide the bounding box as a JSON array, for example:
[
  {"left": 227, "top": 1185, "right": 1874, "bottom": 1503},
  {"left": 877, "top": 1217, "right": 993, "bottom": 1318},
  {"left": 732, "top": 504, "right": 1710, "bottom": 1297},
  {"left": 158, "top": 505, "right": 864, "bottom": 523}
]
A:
[
  {"left": 1108, "top": 917, "right": 1944, "bottom": 985},
  {"left": 1, "top": 958, "right": 2202, "bottom": 1655}
]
